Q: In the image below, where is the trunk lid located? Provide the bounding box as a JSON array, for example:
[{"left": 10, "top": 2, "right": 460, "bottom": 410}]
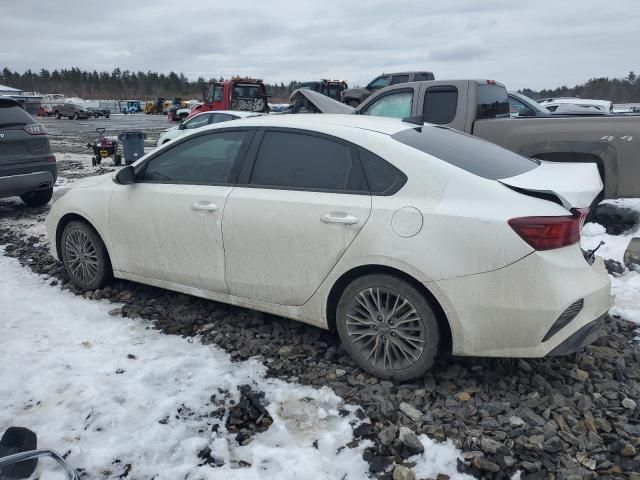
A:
[
  {"left": 498, "top": 161, "right": 602, "bottom": 209},
  {"left": 0, "top": 128, "right": 50, "bottom": 166}
]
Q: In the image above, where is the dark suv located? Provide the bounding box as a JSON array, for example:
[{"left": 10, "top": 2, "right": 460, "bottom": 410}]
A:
[
  {"left": 0, "top": 97, "right": 57, "bottom": 206},
  {"left": 341, "top": 71, "right": 435, "bottom": 107}
]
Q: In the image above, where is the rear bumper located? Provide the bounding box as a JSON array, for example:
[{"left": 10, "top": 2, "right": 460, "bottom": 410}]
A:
[
  {"left": 0, "top": 162, "right": 57, "bottom": 198},
  {"left": 430, "top": 244, "right": 612, "bottom": 358}
]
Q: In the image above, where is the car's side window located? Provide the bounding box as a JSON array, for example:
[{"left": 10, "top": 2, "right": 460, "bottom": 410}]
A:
[
  {"left": 509, "top": 97, "right": 534, "bottom": 117},
  {"left": 423, "top": 86, "right": 458, "bottom": 125},
  {"left": 359, "top": 148, "right": 407, "bottom": 195},
  {"left": 185, "top": 114, "right": 212, "bottom": 129},
  {"left": 361, "top": 90, "right": 413, "bottom": 118},
  {"left": 390, "top": 74, "right": 410, "bottom": 85},
  {"left": 249, "top": 131, "right": 361, "bottom": 192},
  {"left": 141, "top": 131, "right": 247, "bottom": 185},
  {"left": 368, "top": 76, "right": 389, "bottom": 90},
  {"left": 213, "top": 113, "right": 234, "bottom": 123}
]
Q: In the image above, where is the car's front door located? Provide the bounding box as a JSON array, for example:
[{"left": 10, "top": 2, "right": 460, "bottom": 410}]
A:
[
  {"left": 222, "top": 129, "right": 371, "bottom": 306},
  {"left": 108, "top": 129, "right": 251, "bottom": 293}
]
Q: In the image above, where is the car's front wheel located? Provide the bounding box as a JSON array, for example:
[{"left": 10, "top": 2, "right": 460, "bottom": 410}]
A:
[
  {"left": 336, "top": 274, "right": 440, "bottom": 381},
  {"left": 20, "top": 187, "right": 53, "bottom": 206},
  {"left": 61, "top": 221, "right": 112, "bottom": 290}
]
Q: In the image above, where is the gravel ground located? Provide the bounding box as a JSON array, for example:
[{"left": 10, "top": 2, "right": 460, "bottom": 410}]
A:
[{"left": 1, "top": 142, "right": 640, "bottom": 479}]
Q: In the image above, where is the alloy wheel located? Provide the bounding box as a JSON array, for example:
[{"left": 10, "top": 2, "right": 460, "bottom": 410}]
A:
[
  {"left": 64, "top": 229, "right": 99, "bottom": 285},
  {"left": 346, "top": 287, "right": 426, "bottom": 371}
]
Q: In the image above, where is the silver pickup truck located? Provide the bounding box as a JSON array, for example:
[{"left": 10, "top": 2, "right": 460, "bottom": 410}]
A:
[{"left": 295, "top": 80, "right": 639, "bottom": 202}]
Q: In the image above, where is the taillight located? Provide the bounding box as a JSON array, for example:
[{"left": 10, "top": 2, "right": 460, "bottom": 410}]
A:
[
  {"left": 508, "top": 215, "right": 581, "bottom": 250},
  {"left": 46, "top": 155, "right": 56, "bottom": 163},
  {"left": 24, "top": 124, "right": 47, "bottom": 135}
]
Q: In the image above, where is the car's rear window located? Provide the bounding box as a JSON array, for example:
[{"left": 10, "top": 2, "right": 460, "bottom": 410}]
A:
[
  {"left": 0, "top": 100, "right": 34, "bottom": 126},
  {"left": 391, "top": 125, "right": 538, "bottom": 180}
]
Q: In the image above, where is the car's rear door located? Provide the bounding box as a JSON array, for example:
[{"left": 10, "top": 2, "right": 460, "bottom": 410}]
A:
[
  {"left": 108, "top": 129, "right": 252, "bottom": 293},
  {"left": 222, "top": 129, "right": 371, "bottom": 306}
]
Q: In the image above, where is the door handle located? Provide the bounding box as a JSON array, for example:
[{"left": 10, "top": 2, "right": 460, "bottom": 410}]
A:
[
  {"left": 321, "top": 212, "right": 359, "bottom": 225},
  {"left": 191, "top": 201, "right": 219, "bottom": 212}
]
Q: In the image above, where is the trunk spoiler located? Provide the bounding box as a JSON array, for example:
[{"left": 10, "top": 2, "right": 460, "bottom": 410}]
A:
[{"left": 498, "top": 161, "right": 602, "bottom": 210}]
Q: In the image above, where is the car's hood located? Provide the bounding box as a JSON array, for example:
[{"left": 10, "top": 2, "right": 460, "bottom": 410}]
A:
[
  {"left": 290, "top": 89, "right": 354, "bottom": 114},
  {"left": 499, "top": 161, "right": 602, "bottom": 209}
]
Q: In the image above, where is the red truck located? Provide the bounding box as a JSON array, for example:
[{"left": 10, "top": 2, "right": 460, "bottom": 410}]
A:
[{"left": 178, "top": 77, "right": 269, "bottom": 122}]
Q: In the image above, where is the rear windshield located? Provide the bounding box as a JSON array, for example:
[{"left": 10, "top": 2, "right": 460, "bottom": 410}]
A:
[
  {"left": 0, "top": 100, "right": 34, "bottom": 126},
  {"left": 391, "top": 126, "right": 538, "bottom": 180},
  {"left": 476, "top": 84, "right": 510, "bottom": 119},
  {"left": 234, "top": 84, "right": 261, "bottom": 98}
]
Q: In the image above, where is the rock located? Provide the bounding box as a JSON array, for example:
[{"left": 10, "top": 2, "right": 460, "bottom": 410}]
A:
[
  {"left": 569, "top": 369, "right": 589, "bottom": 382},
  {"left": 108, "top": 307, "right": 122, "bottom": 316},
  {"left": 335, "top": 368, "right": 347, "bottom": 378},
  {"left": 400, "top": 431, "right": 424, "bottom": 455},
  {"left": 480, "top": 436, "right": 503, "bottom": 454},
  {"left": 519, "top": 407, "right": 546, "bottom": 427},
  {"left": 622, "top": 397, "right": 637, "bottom": 410},
  {"left": 392, "top": 465, "right": 415, "bottom": 480},
  {"left": 509, "top": 416, "right": 525, "bottom": 428},
  {"left": 473, "top": 457, "right": 500, "bottom": 473},
  {"left": 543, "top": 436, "right": 564, "bottom": 453},
  {"left": 604, "top": 258, "right": 626, "bottom": 276},
  {"left": 518, "top": 359, "right": 533, "bottom": 372},
  {"left": 454, "top": 391, "right": 471, "bottom": 402},
  {"left": 576, "top": 452, "right": 596, "bottom": 470},
  {"left": 399, "top": 402, "right": 422, "bottom": 422},
  {"left": 379, "top": 424, "right": 398, "bottom": 446},
  {"left": 621, "top": 443, "right": 637, "bottom": 457}
]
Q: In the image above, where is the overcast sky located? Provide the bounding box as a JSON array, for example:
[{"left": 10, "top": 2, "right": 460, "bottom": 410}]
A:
[{"left": 1, "top": 0, "right": 638, "bottom": 90}]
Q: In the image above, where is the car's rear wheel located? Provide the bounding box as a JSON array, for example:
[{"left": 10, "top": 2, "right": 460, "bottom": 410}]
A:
[
  {"left": 336, "top": 274, "right": 440, "bottom": 381},
  {"left": 20, "top": 187, "right": 53, "bottom": 207},
  {"left": 61, "top": 221, "right": 112, "bottom": 290}
]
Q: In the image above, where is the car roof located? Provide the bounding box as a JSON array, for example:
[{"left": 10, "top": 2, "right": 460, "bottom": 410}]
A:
[{"left": 207, "top": 113, "right": 417, "bottom": 135}]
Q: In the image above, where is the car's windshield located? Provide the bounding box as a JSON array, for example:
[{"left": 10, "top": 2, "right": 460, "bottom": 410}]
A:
[{"left": 392, "top": 125, "right": 539, "bottom": 179}]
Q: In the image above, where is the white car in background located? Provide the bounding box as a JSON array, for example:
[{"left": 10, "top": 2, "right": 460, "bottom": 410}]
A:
[
  {"left": 539, "top": 97, "right": 613, "bottom": 113},
  {"left": 46, "top": 114, "right": 610, "bottom": 381},
  {"left": 156, "top": 110, "right": 260, "bottom": 147}
]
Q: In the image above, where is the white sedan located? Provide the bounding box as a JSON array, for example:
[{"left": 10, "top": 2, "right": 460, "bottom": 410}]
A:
[
  {"left": 46, "top": 114, "right": 611, "bottom": 380},
  {"left": 156, "top": 110, "right": 260, "bottom": 147}
]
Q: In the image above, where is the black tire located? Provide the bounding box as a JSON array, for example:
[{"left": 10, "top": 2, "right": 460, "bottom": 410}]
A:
[
  {"left": 105, "top": 113, "right": 110, "bottom": 118},
  {"left": 91, "top": 157, "right": 97, "bottom": 166},
  {"left": 73, "top": 112, "right": 79, "bottom": 120},
  {"left": 347, "top": 100, "right": 360, "bottom": 108},
  {"left": 61, "top": 220, "right": 112, "bottom": 290},
  {"left": 336, "top": 274, "right": 440, "bottom": 381},
  {"left": 55, "top": 112, "right": 61, "bottom": 119},
  {"left": 20, "top": 187, "right": 53, "bottom": 207},
  {"left": 114, "top": 154, "right": 122, "bottom": 166}
]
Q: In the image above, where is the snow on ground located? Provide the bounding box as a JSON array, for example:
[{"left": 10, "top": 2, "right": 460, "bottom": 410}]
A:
[
  {"left": 582, "top": 199, "right": 640, "bottom": 325},
  {"left": 0, "top": 251, "right": 469, "bottom": 480}
]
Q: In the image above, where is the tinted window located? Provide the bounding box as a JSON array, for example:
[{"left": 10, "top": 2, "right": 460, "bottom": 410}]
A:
[
  {"left": 390, "top": 75, "right": 410, "bottom": 85},
  {"left": 476, "top": 84, "right": 510, "bottom": 119},
  {"left": 414, "top": 72, "right": 435, "bottom": 81},
  {"left": 205, "top": 84, "right": 224, "bottom": 103},
  {"left": 368, "top": 76, "right": 389, "bottom": 89},
  {"left": 213, "top": 113, "right": 235, "bottom": 123},
  {"left": 250, "top": 131, "right": 354, "bottom": 191},
  {"left": 359, "top": 148, "right": 406, "bottom": 194},
  {"left": 0, "top": 100, "right": 33, "bottom": 125},
  {"left": 234, "top": 84, "right": 260, "bottom": 98},
  {"left": 361, "top": 91, "right": 413, "bottom": 118},
  {"left": 423, "top": 86, "right": 458, "bottom": 124},
  {"left": 184, "top": 114, "right": 212, "bottom": 129},
  {"left": 142, "top": 131, "right": 246, "bottom": 184},
  {"left": 391, "top": 126, "right": 538, "bottom": 180}
]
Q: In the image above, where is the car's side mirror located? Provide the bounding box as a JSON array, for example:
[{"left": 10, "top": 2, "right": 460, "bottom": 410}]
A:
[
  {"left": 114, "top": 165, "right": 135, "bottom": 185},
  {"left": 178, "top": 123, "right": 186, "bottom": 130}
]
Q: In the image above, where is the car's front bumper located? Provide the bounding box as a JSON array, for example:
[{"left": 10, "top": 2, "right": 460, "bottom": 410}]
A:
[{"left": 430, "top": 244, "right": 612, "bottom": 358}]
